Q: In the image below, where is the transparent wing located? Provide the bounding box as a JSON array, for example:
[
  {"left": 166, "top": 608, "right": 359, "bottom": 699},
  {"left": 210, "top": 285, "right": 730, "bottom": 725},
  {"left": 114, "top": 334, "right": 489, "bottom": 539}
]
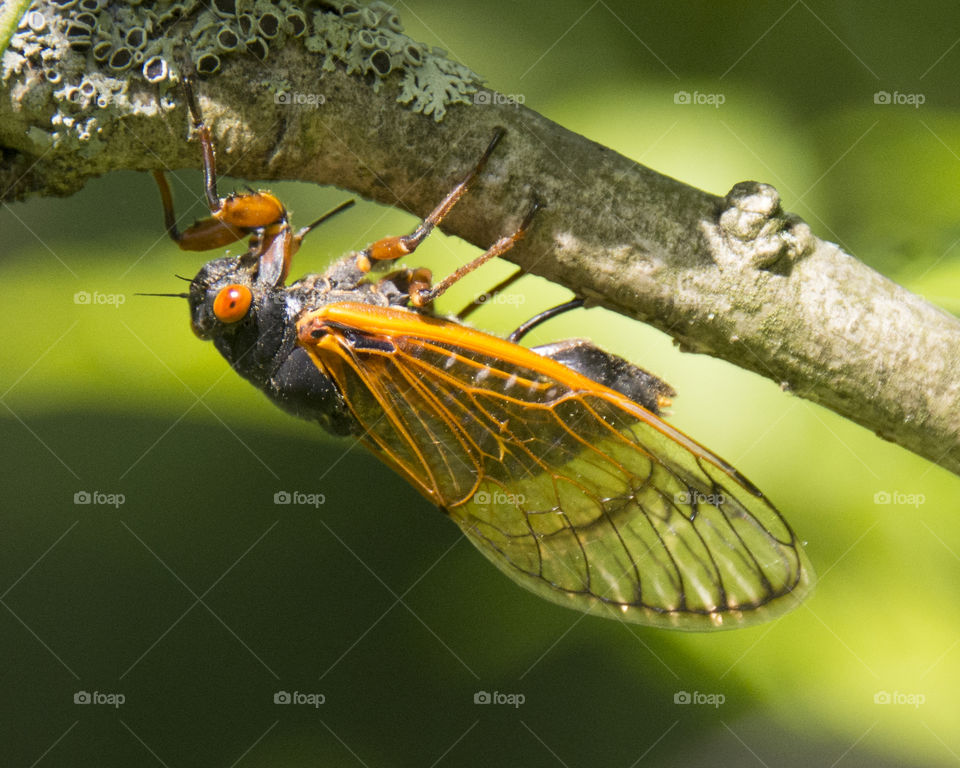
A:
[{"left": 298, "top": 304, "right": 814, "bottom": 630}]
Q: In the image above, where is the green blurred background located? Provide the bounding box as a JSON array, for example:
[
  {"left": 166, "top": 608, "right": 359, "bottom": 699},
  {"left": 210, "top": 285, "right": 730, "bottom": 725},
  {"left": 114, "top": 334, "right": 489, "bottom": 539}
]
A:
[{"left": 3, "top": 1, "right": 960, "bottom": 765}]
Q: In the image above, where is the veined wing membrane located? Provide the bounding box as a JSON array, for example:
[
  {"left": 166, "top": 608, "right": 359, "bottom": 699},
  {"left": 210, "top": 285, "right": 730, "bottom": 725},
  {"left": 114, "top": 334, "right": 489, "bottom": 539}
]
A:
[{"left": 298, "top": 303, "right": 814, "bottom": 630}]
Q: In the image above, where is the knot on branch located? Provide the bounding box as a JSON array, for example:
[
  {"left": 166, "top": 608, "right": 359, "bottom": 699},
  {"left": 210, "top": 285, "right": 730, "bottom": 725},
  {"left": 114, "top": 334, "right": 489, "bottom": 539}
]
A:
[{"left": 711, "top": 181, "right": 813, "bottom": 270}]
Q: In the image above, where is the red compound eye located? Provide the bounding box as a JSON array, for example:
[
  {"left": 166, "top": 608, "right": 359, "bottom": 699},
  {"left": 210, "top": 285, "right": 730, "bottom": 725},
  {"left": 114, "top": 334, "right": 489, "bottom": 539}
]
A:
[{"left": 212, "top": 284, "right": 252, "bottom": 323}]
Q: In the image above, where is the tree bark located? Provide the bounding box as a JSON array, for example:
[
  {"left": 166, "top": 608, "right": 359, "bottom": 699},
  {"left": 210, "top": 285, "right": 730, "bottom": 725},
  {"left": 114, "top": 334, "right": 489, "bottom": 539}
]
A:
[{"left": 2, "top": 8, "right": 958, "bottom": 477}]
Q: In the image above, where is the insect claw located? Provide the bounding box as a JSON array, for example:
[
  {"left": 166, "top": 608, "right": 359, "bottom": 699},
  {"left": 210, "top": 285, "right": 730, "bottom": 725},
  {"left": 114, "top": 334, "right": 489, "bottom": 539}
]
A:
[
  {"left": 178, "top": 69, "right": 201, "bottom": 124},
  {"left": 520, "top": 197, "right": 544, "bottom": 232}
]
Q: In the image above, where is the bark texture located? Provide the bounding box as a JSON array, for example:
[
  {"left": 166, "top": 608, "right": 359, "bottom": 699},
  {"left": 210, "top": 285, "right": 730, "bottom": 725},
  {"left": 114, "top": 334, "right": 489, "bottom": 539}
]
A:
[{"left": 2, "top": 16, "right": 958, "bottom": 477}]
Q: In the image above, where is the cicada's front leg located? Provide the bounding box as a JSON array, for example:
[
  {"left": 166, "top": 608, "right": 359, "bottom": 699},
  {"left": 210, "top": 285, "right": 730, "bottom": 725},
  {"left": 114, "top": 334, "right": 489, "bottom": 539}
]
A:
[{"left": 153, "top": 77, "right": 287, "bottom": 254}]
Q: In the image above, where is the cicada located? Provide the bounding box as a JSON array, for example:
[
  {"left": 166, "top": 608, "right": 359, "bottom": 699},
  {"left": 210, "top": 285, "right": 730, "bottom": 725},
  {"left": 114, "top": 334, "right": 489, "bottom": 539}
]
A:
[{"left": 150, "top": 82, "right": 814, "bottom": 630}]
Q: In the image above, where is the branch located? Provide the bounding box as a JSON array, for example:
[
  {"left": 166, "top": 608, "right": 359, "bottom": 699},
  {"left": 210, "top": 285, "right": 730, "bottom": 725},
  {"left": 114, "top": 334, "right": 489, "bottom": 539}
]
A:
[{"left": 3, "top": 1, "right": 959, "bottom": 477}]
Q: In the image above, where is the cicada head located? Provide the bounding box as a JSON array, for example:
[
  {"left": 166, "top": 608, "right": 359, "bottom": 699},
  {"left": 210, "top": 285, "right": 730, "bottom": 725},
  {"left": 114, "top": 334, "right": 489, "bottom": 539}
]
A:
[
  {"left": 187, "top": 251, "right": 355, "bottom": 436},
  {"left": 188, "top": 254, "right": 293, "bottom": 384}
]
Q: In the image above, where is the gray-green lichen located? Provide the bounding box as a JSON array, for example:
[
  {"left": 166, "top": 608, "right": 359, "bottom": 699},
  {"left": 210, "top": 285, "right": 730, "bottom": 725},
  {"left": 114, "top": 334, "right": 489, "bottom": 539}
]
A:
[{"left": 2, "top": 0, "right": 482, "bottom": 151}]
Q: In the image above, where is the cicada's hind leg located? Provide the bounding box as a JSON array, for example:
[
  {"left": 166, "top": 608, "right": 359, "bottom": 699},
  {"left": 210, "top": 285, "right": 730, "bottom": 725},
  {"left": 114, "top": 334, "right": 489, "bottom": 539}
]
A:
[
  {"left": 453, "top": 269, "right": 529, "bottom": 321},
  {"left": 358, "top": 127, "right": 506, "bottom": 275}
]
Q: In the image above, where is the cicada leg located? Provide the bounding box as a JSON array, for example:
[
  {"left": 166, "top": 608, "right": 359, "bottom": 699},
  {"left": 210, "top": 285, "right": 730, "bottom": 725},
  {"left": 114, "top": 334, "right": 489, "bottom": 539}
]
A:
[
  {"left": 408, "top": 198, "right": 541, "bottom": 307},
  {"left": 153, "top": 76, "right": 287, "bottom": 253},
  {"left": 505, "top": 298, "right": 584, "bottom": 342},
  {"left": 356, "top": 128, "right": 506, "bottom": 272},
  {"left": 152, "top": 169, "right": 248, "bottom": 251},
  {"left": 373, "top": 267, "right": 435, "bottom": 299}
]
